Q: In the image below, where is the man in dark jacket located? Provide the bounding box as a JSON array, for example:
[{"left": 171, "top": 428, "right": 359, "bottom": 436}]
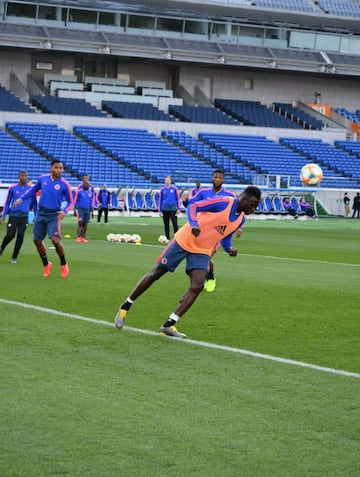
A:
[
  {"left": 97, "top": 184, "right": 111, "bottom": 224},
  {"left": 352, "top": 192, "right": 360, "bottom": 219}
]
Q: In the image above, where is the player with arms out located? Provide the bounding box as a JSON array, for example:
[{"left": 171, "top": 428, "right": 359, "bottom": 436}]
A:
[
  {"left": 14, "top": 160, "right": 73, "bottom": 278},
  {"left": 114, "top": 186, "right": 261, "bottom": 338},
  {"left": 188, "top": 169, "right": 243, "bottom": 292}
]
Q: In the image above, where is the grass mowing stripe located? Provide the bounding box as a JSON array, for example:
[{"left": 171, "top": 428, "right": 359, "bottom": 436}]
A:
[
  {"left": 98, "top": 241, "right": 360, "bottom": 266},
  {"left": 2, "top": 298, "right": 359, "bottom": 380}
]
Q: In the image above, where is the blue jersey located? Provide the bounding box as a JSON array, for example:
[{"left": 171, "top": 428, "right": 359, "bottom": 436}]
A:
[
  {"left": 191, "top": 187, "right": 201, "bottom": 198},
  {"left": 20, "top": 173, "right": 73, "bottom": 213},
  {"left": 158, "top": 185, "right": 180, "bottom": 212},
  {"left": 74, "top": 183, "right": 95, "bottom": 210},
  {"left": 2, "top": 182, "right": 37, "bottom": 219},
  {"left": 188, "top": 186, "right": 235, "bottom": 203}
]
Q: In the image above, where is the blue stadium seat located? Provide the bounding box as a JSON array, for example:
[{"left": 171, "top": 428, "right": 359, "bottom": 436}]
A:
[
  {"left": 215, "top": 99, "right": 301, "bottom": 129},
  {"left": 5, "top": 122, "right": 151, "bottom": 186},
  {"left": 103, "top": 100, "right": 174, "bottom": 121},
  {"left": 0, "top": 85, "right": 34, "bottom": 113},
  {"left": 31, "top": 95, "right": 105, "bottom": 117}
]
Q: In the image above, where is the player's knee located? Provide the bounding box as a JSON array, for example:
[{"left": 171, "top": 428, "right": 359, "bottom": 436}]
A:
[
  {"left": 149, "top": 267, "right": 166, "bottom": 281},
  {"left": 51, "top": 236, "right": 61, "bottom": 246},
  {"left": 190, "top": 281, "right": 204, "bottom": 295}
]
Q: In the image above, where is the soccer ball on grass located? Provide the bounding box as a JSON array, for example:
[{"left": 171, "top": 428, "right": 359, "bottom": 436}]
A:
[
  {"left": 131, "top": 234, "right": 142, "bottom": 243},
  {"left": 158, "top": 235, "right": 169, "bottom": 244},
  {"left": 300, "top": 163, "right": 323, "bottom": 186}
]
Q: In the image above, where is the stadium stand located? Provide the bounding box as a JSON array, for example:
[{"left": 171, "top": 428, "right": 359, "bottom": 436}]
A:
[
  {"left": 273, "top": 103, "right": 325, "bottom": 130},
  {"left": 30, "top": 96, "right": 106, "bottom": 117},
  {"left": 5, "top": 122, "right": 151, "bottom": 186},
  {"left": 199, "top": 132, "right": 360, "bottom": 188},
  {"left": 102, "top": 101, "right": 174, "bottom": 121},
  {"left": 49, "top": 81, "right": 84, "bottom": 95},
  {"left": 73, "top": 126, "right": 217, "bottom": 183},
  {"left": 335, "top": 139, "right": 360, "bottom": 157},
  {"left": 85, "top": 76, "right": 130, "bottom": 89},
  {"left": 333, "top": 107, "right": 360, "bottom": 125},
  {"left": 0, "top": 84, "right": 34, "bottom": 113},
  {"left": 168, "top": 105, "right": 239, "bottom": 125},
  {"left": 44, "top": 74, "right": 78, "bottom": 88},
  {"left": 0, "top": 128, "right": 75, "bottom": 184},
  {"left": 215, "top": 99, "right": 301, "bottom": 129},
  {"left": 316, "top": 0, "right": 360, "bottom": 17},
  {"left": 253, "top": 0, "right": 316, "bottom": 13},
  {"left": 198, "top": 133, "right": 307, "bottom": 186},
  {"left": 279, "top": 137, "right": 360, "bottom": 186},
  {"left": 163, "top": 130, "right": 247, "bottom": 184}
]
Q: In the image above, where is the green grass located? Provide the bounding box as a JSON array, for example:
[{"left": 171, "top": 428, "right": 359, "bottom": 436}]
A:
[{"left": 1, "top": 216, "right": 359, "bottom": 476}]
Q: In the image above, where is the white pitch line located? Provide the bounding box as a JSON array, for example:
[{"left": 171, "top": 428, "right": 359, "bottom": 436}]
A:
[
  {"left": 1, "top": 298, "right": 359, "bottom": 380},
  {"left": 237, "top": 253, "right": 360, "bottom": 268}
]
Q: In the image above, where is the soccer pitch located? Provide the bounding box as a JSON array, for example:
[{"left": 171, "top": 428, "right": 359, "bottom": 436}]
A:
[{"left": 1, "top": 216, "right": 359, "bottom": 476}]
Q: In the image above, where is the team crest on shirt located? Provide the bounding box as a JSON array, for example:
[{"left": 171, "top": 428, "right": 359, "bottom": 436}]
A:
[
  {"left": 55, "top": 184, "right": 60, "bottom": 190},
  {"left": 215, "top": 225, "right": 227, "bottom": 235},
  {"left": 161, "top": 257, "right": 168, "bottom": 265}
]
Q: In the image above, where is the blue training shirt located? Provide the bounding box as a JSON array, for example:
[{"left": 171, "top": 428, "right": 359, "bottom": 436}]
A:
[
  {"left": 74, "top": 183, "right": 95, "bottom": 210},
  {"left": 158, "top": 185, "right": 180, "bottom": 212},
  {"left": 20, "top": 173, "right": 73, "bottom": 213},
  {"left": 2, "top": 182, "right": 37, "bottom": 219}
]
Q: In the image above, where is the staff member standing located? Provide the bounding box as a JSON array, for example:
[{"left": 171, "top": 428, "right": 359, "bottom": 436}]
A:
[
  {"left": 74, "top": 174, "right": 95, "bottom": 242},
  {"left": 97, "top": 184, "right": 111, "bottom": 224},
  {"left": 343, "top": 192, "right": 350, "bottom": 217},
  {"left": 158, "top": 175, "right": 180, "bottom": 241},
  {"left": 0, "top": 170, "right": 37, "bottom": 263}
]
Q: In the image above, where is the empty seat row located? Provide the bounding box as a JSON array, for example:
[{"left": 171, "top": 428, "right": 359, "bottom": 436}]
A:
[{"left": 0, "top": 84, "right": 34, "bottom": 113}]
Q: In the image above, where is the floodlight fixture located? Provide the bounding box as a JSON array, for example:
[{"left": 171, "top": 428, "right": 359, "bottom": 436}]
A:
[{"left": 40, "top": 40, "right": 52, "bottom": 49}]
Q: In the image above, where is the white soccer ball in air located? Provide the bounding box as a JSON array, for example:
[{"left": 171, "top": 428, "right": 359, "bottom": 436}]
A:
[
  {"left": 300, "top": 163, "right": 323, "bottom": 186},
  {"left": 158, "top": 235, "right": 169, "bottom": 244}
]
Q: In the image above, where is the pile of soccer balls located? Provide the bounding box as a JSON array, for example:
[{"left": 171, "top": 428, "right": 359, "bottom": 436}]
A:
[
  {"left": 300, "top": 163, "right": 323, "bottom": 186},
  {"left": 106, "top": 233, "right": 142, "bottom": 244}
]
